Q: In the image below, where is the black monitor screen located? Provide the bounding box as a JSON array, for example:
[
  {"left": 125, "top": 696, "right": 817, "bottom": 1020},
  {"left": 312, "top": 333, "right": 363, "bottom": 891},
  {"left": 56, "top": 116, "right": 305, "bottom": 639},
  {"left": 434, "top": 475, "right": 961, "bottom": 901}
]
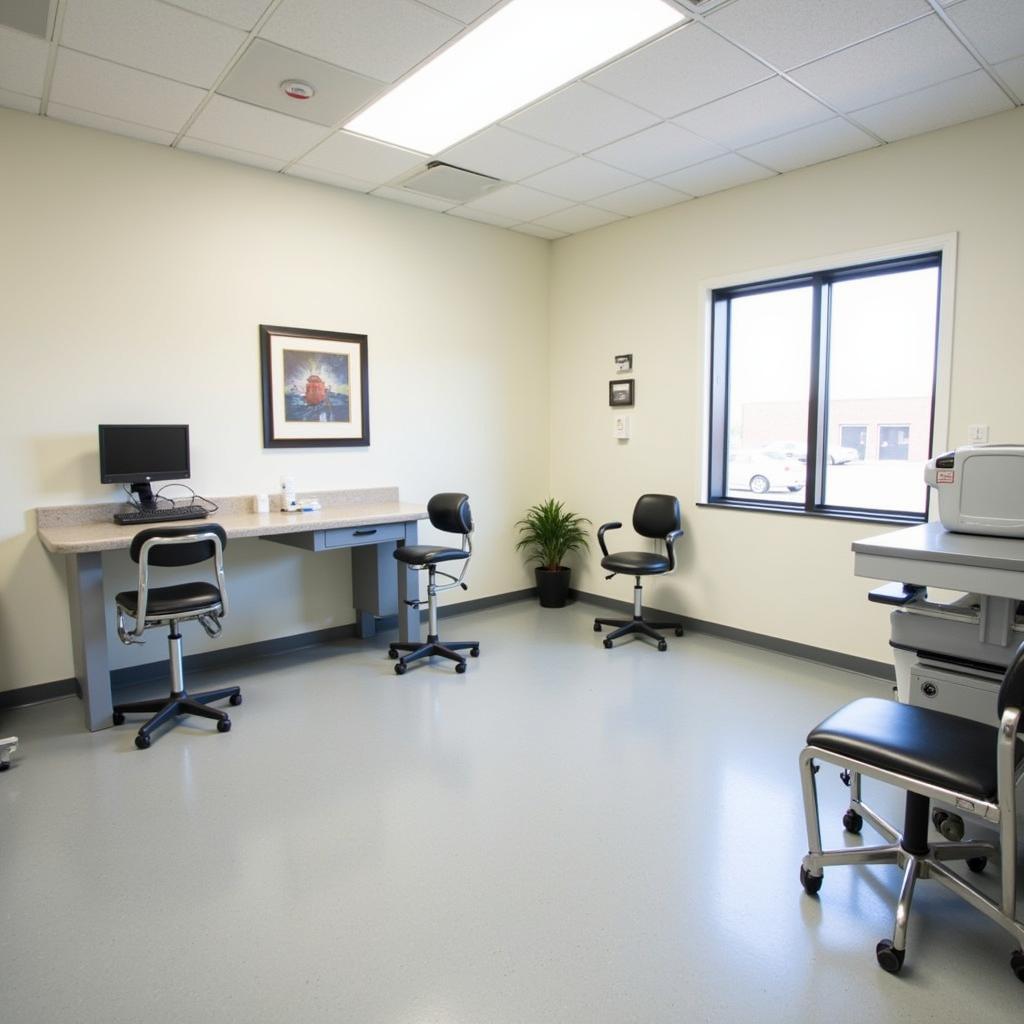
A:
[{"left": 98, "top": 424, "right": 190, "bottom": 483}]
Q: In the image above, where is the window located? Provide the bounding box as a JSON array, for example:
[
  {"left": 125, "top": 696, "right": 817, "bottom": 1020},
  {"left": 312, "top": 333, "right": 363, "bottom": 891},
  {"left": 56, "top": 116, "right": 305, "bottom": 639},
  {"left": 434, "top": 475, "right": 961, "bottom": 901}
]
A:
[{"left": 707, "top": 252, "right": 942, "bottom": 521}]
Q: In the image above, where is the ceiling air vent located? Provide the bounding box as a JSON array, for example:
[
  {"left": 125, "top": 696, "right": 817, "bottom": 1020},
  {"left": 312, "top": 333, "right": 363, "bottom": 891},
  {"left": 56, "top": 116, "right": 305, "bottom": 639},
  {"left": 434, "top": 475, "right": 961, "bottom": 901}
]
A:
[{"left": 400, "top": 161, "right": 504, "bottom": 203}]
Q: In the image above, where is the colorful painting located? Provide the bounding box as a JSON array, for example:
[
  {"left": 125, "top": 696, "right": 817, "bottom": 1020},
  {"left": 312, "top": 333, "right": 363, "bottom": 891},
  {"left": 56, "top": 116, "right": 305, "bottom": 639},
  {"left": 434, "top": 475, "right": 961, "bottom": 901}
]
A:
[{"left": 260, "top": 326, "right": 369, "bottom": 447}]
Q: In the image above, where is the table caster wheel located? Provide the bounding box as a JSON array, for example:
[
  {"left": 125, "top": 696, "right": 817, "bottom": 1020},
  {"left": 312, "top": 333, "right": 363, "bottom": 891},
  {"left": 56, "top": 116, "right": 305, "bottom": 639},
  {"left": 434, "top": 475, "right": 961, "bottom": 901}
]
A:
[
  {"left": 388, "top": 648, "right": 399, "bottom": 659},
  {"left": 603, "top": 638, "right": 613, "bottom": 649},
  {"left": 135, "top": 734, "right": 151, "bottom": 750},
  {"left": 455, "top": 661, "right": 467, "bottom": 674},
  {"left": 217, "top": 719, "right": 231, "bottom": 733},
  {"left": 229, "top": 693, "right": 242, "bottom": 706},
  {"left": 967, "top": 856, "right": 987, "bottom": 874},
  {"left": 593, "top": 622, "right": 602, "bottom": 632},
  {"left": 674, "top": 626, "right": 684, "bottom": 637},
  {"left": 112, "top": 711, "right": 125, "bottom": 726},
  {"left": 1010, "top": 949, "right": 1024, "bottom": 983},
  {"left": 657, "top": 640, "right": 667, "bottom": 652},
  {"left": 395, "top": 661, "right": 407, "bottom": 675},
  {"left": 0, "top": 762, "right": 9, "bottom": 771},
  {"left": 800, "top": 866, "right": 822, "bottom": 896},
  {"left": 470, "top": 647, "right": 480, "bottom": 657},
  {"left": 876, "top": 939, "right": 905, "bottom": 974},
  {"left": 843, "top": 809, "right": 863, "bottom": 835}
]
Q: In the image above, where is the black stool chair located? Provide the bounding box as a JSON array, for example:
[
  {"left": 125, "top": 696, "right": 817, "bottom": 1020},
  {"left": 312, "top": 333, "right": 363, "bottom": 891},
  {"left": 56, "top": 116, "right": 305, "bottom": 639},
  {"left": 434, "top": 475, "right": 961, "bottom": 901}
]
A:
[
  {"left": 799, "top": 644, "right": 1024, "bottom": 980},
  {"left": 389, "top": 493, "right": 478, "bottom": 675},
  {"left": 112, "top": 524, "right": 241, "bottom": 749},
  {"left": 593, "top": 494, "right": 685, "bottom": 651}
]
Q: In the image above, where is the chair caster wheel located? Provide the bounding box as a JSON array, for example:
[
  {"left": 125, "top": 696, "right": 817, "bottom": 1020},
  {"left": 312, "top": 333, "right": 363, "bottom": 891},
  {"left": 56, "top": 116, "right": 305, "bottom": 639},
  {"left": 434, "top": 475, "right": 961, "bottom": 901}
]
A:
[
  {"left": 593, "top": 622, "right": 602, "bottom": 632},
  {"left": 135, "top": 734, "right": 151, "bottom": 750},
  {"left": 388, "top": 648, "right": 399, "bottom": 659},
  {"left": 603, "top": 638, "right": 613, "bottom": 649},
  {"left": 674, "top": 627, "right": 684, "bottom": 637},
  {"left": 800, "top": 866, "right": 822, "bottom": 896},
  {"left": 112, "top": 711, "right": 125, "bottom": 726},
  {"left": 470, "top": 647, "right": 480, "bottom": 657},
  {"left": 1010, "top": 949, "right": 1024, "bottom": 982},
  {"left": 657, "top": 640, "right": 667, "bottom": 652},
  {"left": 455, "top": 661, "right": 467, "bottom": 674},
  {"left": 843, "top": 809, "right": 863, "bottom": 834},
  {"left": 876, "top": 939, "right": 905, "bottom": 974},
  {"left": 217, "top": 719, "right": 231, "bottom": 733},
  {"left": 938, "top": 813, "right": 964, "bottom": 842},
  {"left": 395, "top": 661, "right": 407, "bottom": 675},
  {"left": 229, "top": 693, "right": 242, "bottom": 706},
  {"left": 967, "top": 856, "right": 988, "bottom": 874}
]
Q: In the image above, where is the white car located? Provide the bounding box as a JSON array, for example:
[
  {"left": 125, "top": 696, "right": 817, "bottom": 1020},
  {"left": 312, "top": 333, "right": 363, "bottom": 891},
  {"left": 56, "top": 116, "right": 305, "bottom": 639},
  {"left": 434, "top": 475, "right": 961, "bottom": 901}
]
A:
[
  {"left": 760, "top": 442, "right": 861, "bottom": 465},
  {"left": 729, "top": 450, "right": 806, "bottom": 495}
]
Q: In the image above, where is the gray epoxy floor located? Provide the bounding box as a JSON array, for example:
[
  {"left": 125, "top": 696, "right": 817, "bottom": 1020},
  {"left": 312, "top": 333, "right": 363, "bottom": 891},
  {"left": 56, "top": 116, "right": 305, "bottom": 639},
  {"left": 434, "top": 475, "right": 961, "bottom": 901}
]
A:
[{"left": 1, "top": 599, "right": 1021, "bottom": 1023}]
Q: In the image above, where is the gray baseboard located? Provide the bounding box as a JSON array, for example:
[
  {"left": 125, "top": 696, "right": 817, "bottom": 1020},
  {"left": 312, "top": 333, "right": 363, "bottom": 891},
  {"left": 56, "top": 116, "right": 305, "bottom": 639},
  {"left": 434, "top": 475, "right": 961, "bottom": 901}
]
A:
[
  {"left": 0, "top": 677, "right": 80, "bottom": 710},
  {"left": 574, "top": 590, "right": 896, "bottom": 682}
]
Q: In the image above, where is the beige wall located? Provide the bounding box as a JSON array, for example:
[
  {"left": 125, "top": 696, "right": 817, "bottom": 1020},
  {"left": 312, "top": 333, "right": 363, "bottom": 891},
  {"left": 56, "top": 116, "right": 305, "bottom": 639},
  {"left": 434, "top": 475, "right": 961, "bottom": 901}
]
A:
[
  {"left": 0, "top": 110, "right": 550, "bottom": 691},
  {"left": 547, "top": 107, "right": 1024, "bottom": 664}
]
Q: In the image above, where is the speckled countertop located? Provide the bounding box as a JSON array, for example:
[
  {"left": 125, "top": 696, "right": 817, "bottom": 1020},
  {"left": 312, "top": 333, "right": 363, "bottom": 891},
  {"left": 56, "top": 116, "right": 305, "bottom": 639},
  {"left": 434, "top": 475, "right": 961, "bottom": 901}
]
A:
[{"left": 37, "top": 487, "right": 427, "bottom": 554}]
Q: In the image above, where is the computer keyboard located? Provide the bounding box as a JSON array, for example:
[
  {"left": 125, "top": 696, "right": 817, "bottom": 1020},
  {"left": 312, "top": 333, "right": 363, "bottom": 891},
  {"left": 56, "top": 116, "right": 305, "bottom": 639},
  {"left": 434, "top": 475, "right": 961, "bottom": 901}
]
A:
[{"left": 113, "top": 505, "right": 210, "bottom": 526}]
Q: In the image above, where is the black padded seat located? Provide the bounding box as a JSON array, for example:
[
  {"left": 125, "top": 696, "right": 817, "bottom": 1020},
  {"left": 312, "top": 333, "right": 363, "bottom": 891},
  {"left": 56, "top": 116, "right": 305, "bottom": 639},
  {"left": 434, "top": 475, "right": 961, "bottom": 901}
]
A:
[
  {"left": 116, "top": 582, "right": 222, "bottom": 618},
  {"left": 394, "top": 545, "right": 469, "bottom": 566},
  {"left": 808, "top": 697, "right": 1024, "bottom": 801},
  {"left": 600, "top": 551, "right": 670, "bottom": 575}
]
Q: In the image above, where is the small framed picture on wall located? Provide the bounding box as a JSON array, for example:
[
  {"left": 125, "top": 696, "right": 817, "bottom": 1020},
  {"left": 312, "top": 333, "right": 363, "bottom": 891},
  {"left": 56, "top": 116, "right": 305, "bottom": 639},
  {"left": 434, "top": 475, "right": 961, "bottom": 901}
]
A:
[
  {"left": 614, "top": 353, "right": 633, "bottom": 373},
  {"left": 609, "top": 379, "right": 635, "bottom": 407}
]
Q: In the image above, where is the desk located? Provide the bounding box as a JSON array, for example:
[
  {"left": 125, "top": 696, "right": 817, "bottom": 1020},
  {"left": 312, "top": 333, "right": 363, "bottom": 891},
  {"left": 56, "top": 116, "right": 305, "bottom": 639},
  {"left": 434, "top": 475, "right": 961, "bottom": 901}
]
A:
[{"left": 37, "top": 487, "right": 427, "bottom": 731}]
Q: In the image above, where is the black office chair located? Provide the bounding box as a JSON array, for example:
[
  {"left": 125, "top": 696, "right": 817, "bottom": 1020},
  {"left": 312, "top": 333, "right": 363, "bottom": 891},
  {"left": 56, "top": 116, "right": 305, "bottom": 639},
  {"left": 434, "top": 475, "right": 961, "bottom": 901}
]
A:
[
  {"left": 593, "top": 494, "right": 685, "bottom": 651},
  {"left": 112, "top": 524, "right": 241, "bottom": 749},
  {"left": 799, "top": 645, "right": 1024, "bottom": 981},
  {"left": 389, "top": 493, "right": 479, "bottom": 675}
]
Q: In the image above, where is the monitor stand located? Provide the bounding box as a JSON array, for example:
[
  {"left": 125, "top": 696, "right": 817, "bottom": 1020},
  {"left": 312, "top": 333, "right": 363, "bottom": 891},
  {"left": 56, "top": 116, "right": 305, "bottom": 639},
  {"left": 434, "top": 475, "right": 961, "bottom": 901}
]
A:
[{"left": 130, "top": 481, "right": 159, "bottom": 510}]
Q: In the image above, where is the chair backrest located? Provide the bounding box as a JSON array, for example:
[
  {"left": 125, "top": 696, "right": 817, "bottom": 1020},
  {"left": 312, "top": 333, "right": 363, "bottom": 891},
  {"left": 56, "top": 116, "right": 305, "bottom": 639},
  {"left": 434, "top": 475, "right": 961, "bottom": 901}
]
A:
[
  {"left": 129, "top": 523, "right": 228, "bottom": 567},
  {"left": 997, "top": 642, "right": 1024, "bottom": 717},
  {"left": 632, "top": 494, "right": 680, "bottom": 539},
  {"left": 427, "top": 493, "right": 472, "bottom": 535}
]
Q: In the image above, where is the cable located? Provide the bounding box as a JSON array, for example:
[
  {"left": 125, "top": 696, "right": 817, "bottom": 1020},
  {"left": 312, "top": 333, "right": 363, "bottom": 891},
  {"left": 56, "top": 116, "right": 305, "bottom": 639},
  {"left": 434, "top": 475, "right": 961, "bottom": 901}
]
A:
[{"left": 156, "top": 483, "right": 219, "bottom": 514}]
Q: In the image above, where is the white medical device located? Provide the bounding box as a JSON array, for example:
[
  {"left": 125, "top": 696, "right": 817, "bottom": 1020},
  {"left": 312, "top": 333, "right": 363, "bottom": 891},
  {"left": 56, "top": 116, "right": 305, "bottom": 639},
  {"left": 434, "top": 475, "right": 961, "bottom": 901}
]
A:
[{"left": 924, "top": 444, "right": 1024, "bottom": 537}]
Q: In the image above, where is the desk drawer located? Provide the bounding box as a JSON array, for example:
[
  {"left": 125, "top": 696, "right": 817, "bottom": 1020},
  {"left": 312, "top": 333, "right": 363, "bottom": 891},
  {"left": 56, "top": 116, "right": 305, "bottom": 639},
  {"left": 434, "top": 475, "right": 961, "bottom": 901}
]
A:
[{"left": 322, "top": 522, "right": 405, "bottom": 549}]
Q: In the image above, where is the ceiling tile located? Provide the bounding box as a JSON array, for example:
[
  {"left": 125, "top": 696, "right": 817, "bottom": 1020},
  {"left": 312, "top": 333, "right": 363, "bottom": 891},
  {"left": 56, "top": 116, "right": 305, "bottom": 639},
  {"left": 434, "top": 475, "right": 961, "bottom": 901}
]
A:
[
  {"left": 947, "top": 0, "right": 1024, "bottom": 64},
  {"left": 502, "top": 82, "right": 659, "bottom": 153},
  {"left": 187, "top": 94, "right": 329, "bottom": 159},
  {"left": 739, "top": 117, "right": 878, "bottom": 172},
  {"left": 0, "top": 86, "right": 40, "bottom": 112},
  {"left": 260, "top": 0, "right": 461, "bottom": 83},
  {"left": 284, "top": 163, "right": 375, "bottom": 191},
  {"left": 217, "top": 38, "right": 385, "bottom": 127},
  {"left": 520, "top": 157, "right": 642, "bottom": 202},
  {"left": 512, "top": 223, "right": 567, "bottom": 240},
  {"left": 177, "top": 135, "right": 287, "bottom": 170},
  {"left": 440, "top": 125, "right": 573, "bottom": 181},
  {"left": 591, "top": 180, "right": 689, "bottom": 217},
  {"left": 586, "top": 23, "right": 772, "bottom": 118},
  {"left": 532, "top": 205, "right": 624, "bottom": 234},
  {"left": 446, "top": 206, "right": 519, "bottom": 227},
  {"left": 0, "top": 0, "right": 50, "bottom": 37},
  {"left": 61, "top": 0, "right": 247, "bottom": 88},
  {"left": 995, "top": 55, "right": 1024, "bottom": 95},
  {"left": 299, "top": 129, "right": 425, "bottom": 184},
  {"left": 590, "top": 122, "right": 726, "bottom": 178},
  {"left": 657, "top": 152, "right": 775, "bottom": 196},
  {"left": 50, "top": 49, "right": 206, "bottom": 131},
  {"left": 673, "top": 77, "right": 833, "bottom": 150},
  {"left": 0, "top": 24, "right": 49, "bottom": 96},
  {"left": 851, "top": 68, "right": 1013, "bottom": 141},
  {"left": 415, "top": 0, "right": 499, "bottom": 23},
  {"left": 373, "top": 185, "right": 455, "bottom": 211},
  {"left": 791, "top": 16, "right": 980, "bottom": 113},
  {"left": 706, "top": 0, "right": 931, "bottom": 71},
  {"left": 461, "top": 183, "right": 572, "bottom": 221},
  {"left": 160, "top": 1, "right": 274, "bottom": 31},
  {"left": 47, "top": 101, "right": 178, "bottom": 144}
]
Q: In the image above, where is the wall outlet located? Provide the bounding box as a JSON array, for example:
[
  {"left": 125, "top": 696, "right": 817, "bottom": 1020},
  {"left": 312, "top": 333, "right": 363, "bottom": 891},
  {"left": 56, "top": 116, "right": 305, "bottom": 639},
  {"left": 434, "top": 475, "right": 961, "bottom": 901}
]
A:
[
  {"left": 613, "top": 414, "right": 630, "bottom": 439},
  {"left": 967, "top": 424, "right": 989, "bottom": 443}
]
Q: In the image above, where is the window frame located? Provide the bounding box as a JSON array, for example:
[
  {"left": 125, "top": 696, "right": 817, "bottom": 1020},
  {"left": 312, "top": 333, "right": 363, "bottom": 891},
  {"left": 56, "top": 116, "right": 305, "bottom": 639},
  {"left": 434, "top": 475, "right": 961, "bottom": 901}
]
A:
[{"left": 701, "top": 237, "right": 956, "bottom": 525}]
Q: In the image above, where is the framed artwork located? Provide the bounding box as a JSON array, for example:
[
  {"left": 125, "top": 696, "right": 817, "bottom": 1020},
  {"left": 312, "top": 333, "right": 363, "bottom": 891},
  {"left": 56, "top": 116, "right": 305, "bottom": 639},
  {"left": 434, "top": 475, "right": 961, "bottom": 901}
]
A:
[
  {"left": 609, "top": 379, "right": 635, "bottom": 407},
  {"left": 614, "top": 353, "right": 633, "bottom": 373},
  {"left": 259, "top": 325, "right": 369, "bottom": 448}
]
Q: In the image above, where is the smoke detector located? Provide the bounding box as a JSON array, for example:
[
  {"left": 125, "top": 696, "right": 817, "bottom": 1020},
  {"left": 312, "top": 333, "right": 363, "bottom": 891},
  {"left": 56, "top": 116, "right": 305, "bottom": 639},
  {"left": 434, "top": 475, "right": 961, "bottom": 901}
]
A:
[{"left": 281, "top": 80, "right": 315, "bottom": 101}]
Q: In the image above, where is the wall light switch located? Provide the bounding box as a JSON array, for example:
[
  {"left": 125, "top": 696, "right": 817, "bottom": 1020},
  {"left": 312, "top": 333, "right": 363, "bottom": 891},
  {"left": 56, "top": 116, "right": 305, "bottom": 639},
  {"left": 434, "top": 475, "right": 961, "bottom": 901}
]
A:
[
  {"left": 967, "top": 424, "right": 989, "bottom": 443},
  {"left": 613, "top": 414, "right": 630, "bottom": 439}
]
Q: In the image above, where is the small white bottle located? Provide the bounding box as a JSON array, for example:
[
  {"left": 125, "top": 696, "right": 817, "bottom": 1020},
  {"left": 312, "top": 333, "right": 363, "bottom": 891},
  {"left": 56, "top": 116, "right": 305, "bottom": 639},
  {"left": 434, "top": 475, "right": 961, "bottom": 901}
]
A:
[{"left": 280, "top": 476, "right": 297, "bottom": 512}]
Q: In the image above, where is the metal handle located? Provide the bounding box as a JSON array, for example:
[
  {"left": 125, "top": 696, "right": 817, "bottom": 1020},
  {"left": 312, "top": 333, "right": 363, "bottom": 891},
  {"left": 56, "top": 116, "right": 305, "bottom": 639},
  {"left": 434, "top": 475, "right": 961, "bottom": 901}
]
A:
[{"left": 353, "top": 528, "right": 377, "bottom": 536}]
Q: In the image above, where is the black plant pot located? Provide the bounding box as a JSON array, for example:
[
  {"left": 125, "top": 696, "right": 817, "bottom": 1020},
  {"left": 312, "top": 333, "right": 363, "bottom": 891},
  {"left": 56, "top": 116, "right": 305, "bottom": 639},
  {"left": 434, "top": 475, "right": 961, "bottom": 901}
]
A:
[{"left": 535, "top": 566, "right": 571, "bottom": 608}]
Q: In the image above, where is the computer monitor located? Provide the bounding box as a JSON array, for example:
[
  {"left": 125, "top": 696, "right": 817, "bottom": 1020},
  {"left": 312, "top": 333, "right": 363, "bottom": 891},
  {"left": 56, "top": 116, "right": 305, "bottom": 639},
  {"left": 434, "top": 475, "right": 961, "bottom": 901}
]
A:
[{"left": 98, "top": 424, "right": 190, "bottom": 509}]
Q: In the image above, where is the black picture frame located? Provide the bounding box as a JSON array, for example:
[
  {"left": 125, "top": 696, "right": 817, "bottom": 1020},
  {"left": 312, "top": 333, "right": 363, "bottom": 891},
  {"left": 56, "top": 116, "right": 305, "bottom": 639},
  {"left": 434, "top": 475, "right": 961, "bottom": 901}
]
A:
[
  {"left": 260, "top": 325, "right": 369, "bottom": 448},
  {"left": 609, "top": 379, "right": 635, "bottom": 407}
]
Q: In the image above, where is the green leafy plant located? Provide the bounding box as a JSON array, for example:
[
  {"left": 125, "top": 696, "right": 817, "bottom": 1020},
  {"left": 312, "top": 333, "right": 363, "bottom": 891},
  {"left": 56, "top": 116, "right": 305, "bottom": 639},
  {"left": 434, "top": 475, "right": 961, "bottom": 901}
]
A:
[{"left": 515, "top": 499, "right": 590, "bottom": 571}]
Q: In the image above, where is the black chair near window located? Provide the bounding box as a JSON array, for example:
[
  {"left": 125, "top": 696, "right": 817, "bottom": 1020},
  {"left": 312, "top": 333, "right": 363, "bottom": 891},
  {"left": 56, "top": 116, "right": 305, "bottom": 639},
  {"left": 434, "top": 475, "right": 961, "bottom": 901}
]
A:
[
  {"left": 112, "top": 524, "right": 241, "bottom": 749},
  {"left": 799, "top": 645, "right": 1024, "bottom": 981},
  {"left": 593, "top": 493, "right": 685, "bottom": 651},
  {"left": 389, "top": 493, "right": 479, "bottom": 675}
]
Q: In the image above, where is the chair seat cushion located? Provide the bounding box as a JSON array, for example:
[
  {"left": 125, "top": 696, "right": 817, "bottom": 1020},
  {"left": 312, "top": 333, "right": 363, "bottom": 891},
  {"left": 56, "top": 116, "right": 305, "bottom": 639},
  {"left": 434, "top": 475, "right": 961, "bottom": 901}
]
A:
[
  {"left": 807, "top": 697, "right": 1024, "bottom": 801},
  {"left": 601, "top": 551, "right": 670, "bottom": 575},
  {"left": 393, "top": 545, "right": 468, "bottom": 566},
  {"left": 116, "top": 582, "right": 222, "bottom": 618}
]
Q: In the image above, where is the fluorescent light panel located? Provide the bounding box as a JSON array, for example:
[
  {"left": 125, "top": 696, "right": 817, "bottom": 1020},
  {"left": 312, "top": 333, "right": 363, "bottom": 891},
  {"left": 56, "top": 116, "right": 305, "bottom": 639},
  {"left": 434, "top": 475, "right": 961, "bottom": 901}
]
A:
[{"left": 345, "top": 0, "right": 686, "bottom": 154}]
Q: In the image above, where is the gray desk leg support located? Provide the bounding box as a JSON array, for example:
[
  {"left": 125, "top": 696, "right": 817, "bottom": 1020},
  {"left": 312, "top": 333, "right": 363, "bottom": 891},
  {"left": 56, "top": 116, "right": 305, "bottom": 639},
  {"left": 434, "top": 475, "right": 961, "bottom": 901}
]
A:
[
  {"left": 397, "top": 520, "right": 419, "bottom": 644},
  {"left": 67, "top": 552, "right": 112, "bottom": 731}
]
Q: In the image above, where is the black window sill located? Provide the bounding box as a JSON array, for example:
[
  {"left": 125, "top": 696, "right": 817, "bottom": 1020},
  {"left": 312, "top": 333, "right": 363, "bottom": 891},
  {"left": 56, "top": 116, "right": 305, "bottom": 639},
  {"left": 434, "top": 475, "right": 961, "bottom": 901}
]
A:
[{"left": 697, "top": 499, "right": 926, "bottom": 527}]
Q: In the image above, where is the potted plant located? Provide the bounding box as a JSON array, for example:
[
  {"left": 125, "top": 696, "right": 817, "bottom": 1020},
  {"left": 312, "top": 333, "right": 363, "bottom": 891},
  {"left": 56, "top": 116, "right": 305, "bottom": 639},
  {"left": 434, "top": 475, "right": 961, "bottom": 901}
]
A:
[{"left": 515, "top": 499, "right": 591, "bottom": 608}]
